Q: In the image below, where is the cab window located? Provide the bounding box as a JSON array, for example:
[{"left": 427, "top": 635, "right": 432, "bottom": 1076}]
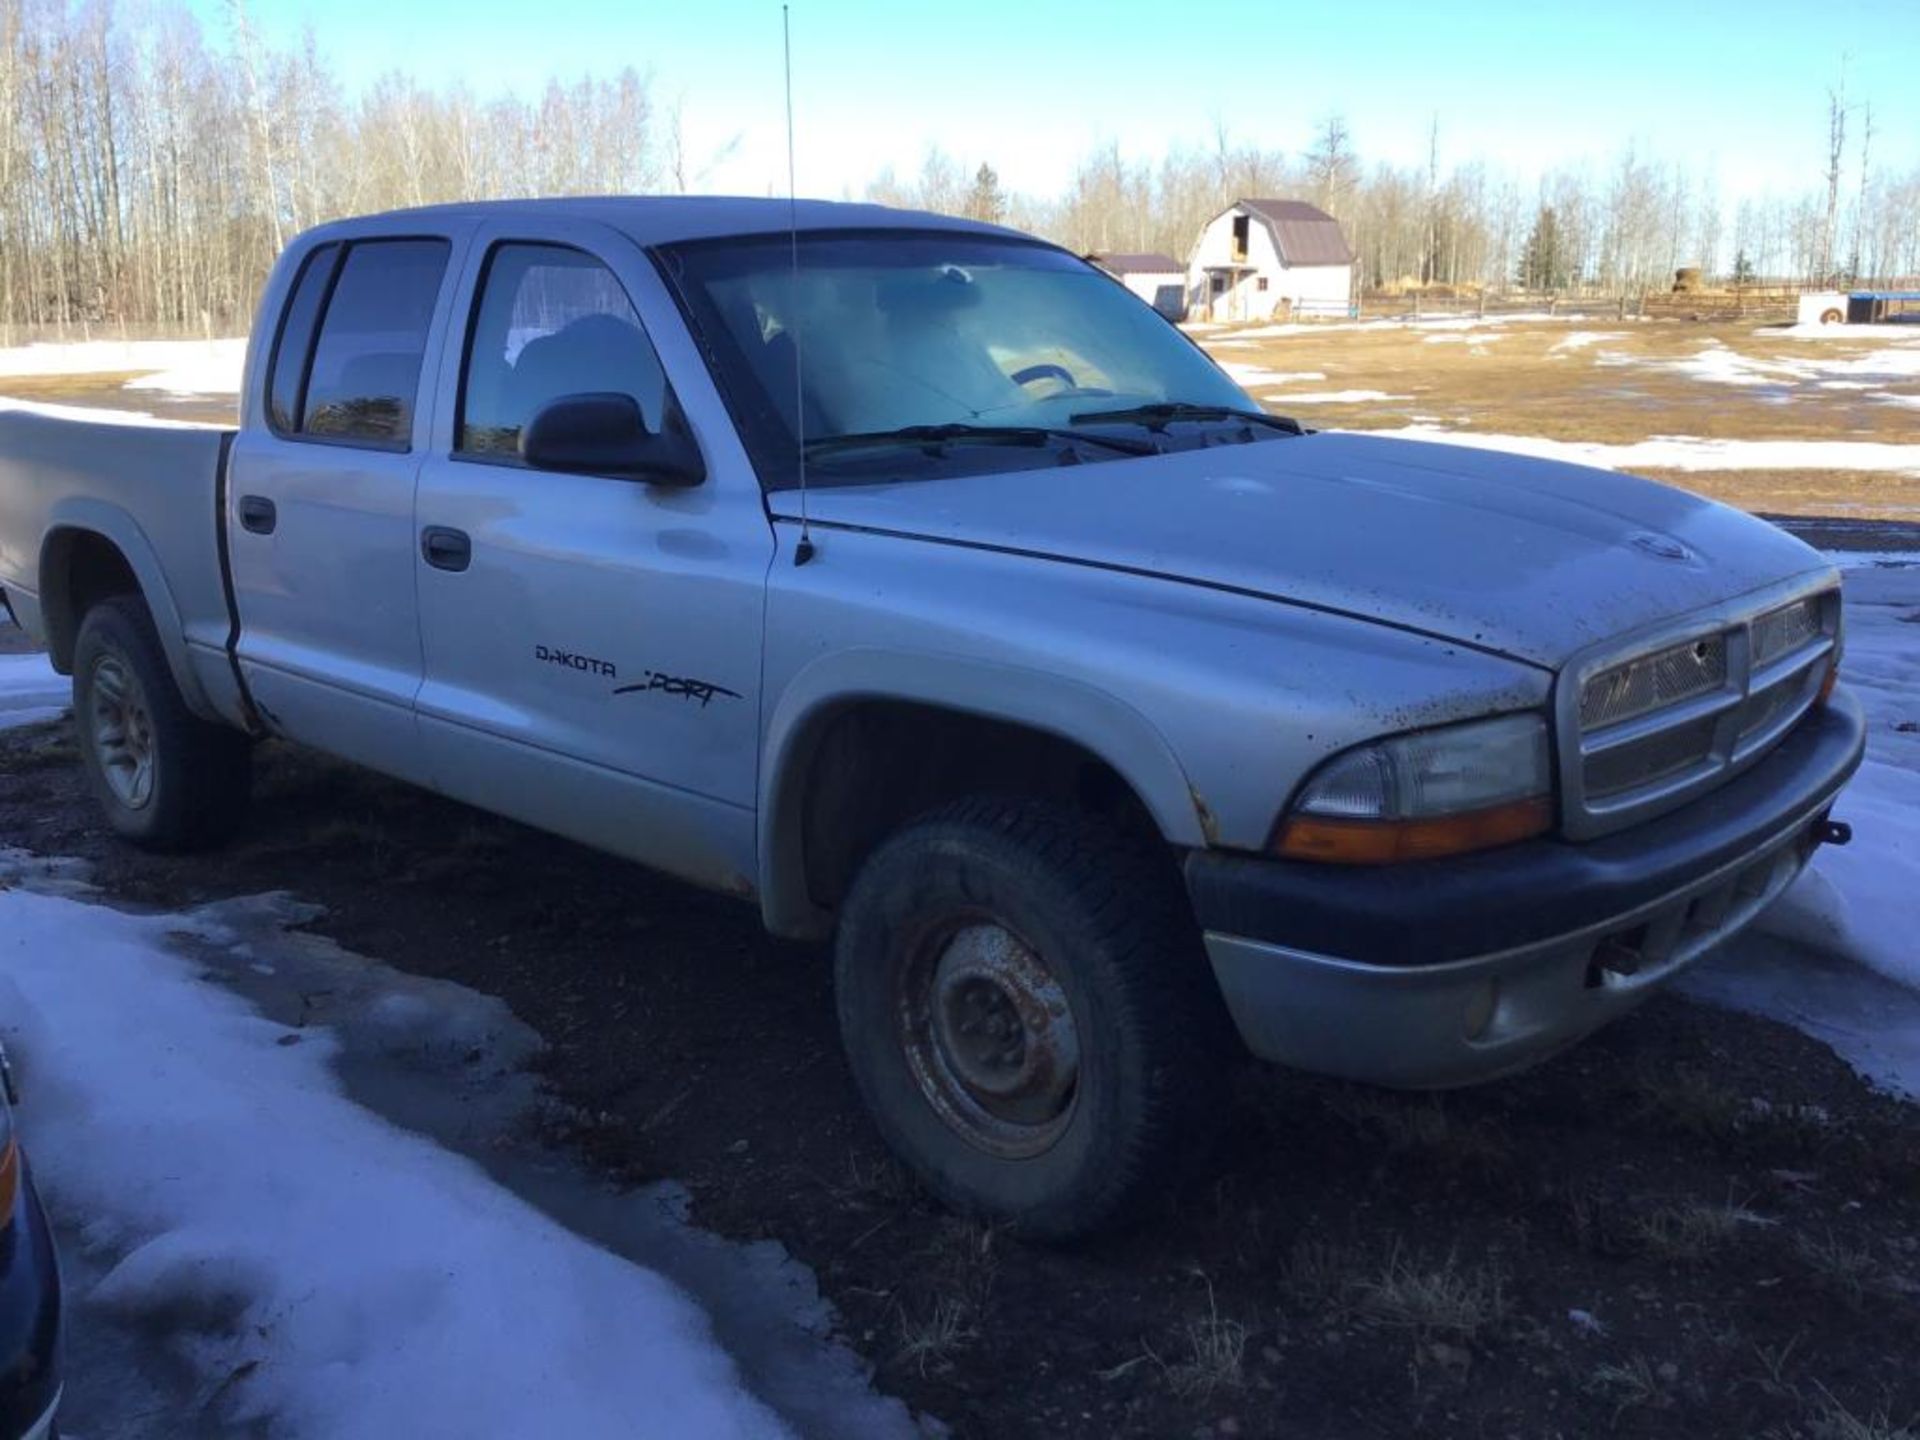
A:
[
  {"left": 295, "top": 238, "right": 450, "bottom": 447},
  {"left": 457, "top": 243, "right": 669, "bottom": 462}
]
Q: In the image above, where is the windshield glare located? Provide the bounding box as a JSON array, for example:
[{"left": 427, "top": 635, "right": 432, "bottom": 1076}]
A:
[{"left": 662, "top": 232, "right": 1257, "bottom": 486}]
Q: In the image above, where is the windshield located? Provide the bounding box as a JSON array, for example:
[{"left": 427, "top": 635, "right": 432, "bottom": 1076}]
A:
[{"left": 659, "top": 231, "right": 1267, "bottom": 488}]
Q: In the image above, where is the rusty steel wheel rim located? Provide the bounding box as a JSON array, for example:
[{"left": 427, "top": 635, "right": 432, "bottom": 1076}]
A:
[
  {"left": 90, "top": 652, "right": 156, "bottom": 811},
  {"left": 897, "top": 914, "right": 1081, "bottom": 1159}
]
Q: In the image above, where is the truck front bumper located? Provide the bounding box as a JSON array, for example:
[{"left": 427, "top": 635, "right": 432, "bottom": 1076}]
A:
[{"left": 1185, "top": 690, "right": 1867, "bottom": 1089}]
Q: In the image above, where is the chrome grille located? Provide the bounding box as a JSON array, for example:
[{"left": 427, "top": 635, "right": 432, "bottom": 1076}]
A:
[
  {"left": 1559, "top": 585, "right": 1839, "bottom": 838},
  {"left": 1579, "top": 635, "right": 1728, "bottom": 730},
  {"left": 1585, "top": 713, "right": 1720, "bottom": 798}
]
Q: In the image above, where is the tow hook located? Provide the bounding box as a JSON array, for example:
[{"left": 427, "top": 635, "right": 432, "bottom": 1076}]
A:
[{"left": 1816, "top": 818, "right": 1853, "bottom": 848}]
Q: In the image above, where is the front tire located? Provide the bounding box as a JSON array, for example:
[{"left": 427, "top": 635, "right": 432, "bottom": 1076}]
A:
[
  {"left": 834, "top": 796, "right": 1235, "bottom": 1240},
  {"left": 72, "top": 596, "right": 252, "bottom": 850}
]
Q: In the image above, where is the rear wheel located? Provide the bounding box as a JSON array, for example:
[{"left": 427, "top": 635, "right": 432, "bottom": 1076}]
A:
[
  {"left": 1819, "top": 307, "right": 1845, "bottom": 325},
  {"left": 72, "top": 596, "right": 251, "bottom": 850},
  {"left": 834, "top": 796, "right": 1235, "bottom": 1240}
]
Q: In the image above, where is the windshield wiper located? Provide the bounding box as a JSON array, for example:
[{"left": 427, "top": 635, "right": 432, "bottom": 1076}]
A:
[
  {"left": 804, "top": 422, "right": 1156, "bottom": 459},
  {"left": 1069, "top": 402, "right": 1306, "bottom": 436}
]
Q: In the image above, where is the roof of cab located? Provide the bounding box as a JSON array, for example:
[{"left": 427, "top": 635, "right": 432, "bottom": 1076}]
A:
[{"left": 303, "top": 195, "right": 1020, "bottom": 247}]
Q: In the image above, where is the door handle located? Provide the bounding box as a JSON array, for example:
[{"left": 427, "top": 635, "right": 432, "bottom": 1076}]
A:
[
  {"left": 237, "top": 495, "right": 277, "bottom": 535},
  {"left": 420, "top": 526, "right": 472, "bottom": 572}
]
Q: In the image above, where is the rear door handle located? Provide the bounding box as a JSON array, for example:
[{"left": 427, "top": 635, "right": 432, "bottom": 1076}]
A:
[
  {"left": 237, "top": 495, "right": 277, "bottom": 535},
  {"left": 420, "top": 526, "right": 472, "bottom": 572}
]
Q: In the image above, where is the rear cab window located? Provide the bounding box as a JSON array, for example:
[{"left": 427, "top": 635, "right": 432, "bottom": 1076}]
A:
[{"left": 265, "top": 237, "right": 451, "bottom": 449}]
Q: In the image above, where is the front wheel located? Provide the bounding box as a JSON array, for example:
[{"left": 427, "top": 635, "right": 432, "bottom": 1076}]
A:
[
  {"left": 72, "top": 596, "right": 252, "bottom": 850},
  {"left": 834, "top": 797, "right": 1235, "bottom": 1240}
]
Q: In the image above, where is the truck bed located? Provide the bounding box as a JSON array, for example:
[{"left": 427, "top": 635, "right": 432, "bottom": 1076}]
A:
[{"left": 0, "top": 407, "right": 248, "bottom": 726}]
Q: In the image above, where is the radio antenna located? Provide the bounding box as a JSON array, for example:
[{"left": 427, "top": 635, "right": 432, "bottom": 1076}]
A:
[{"left": 783, "top": 3, "right": 815, "bottom": 566}]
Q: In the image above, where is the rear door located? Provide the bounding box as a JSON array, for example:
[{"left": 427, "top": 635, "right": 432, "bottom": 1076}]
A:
[
  {"left": 409, "top": 219, "right": 774, "bottom": 890},
  {"left": 227, "top": 229, "right": 463, "bottom": 780}
]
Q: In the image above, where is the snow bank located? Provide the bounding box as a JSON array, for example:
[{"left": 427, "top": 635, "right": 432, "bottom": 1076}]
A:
[
  {"left": 121, "top": 339, "right": 247, "bottom": 396},
  {"left": 1366, "top": 424, "right": 1920, "bottom": 477},
  {"left": 1774, "top": 321, "right": 1920, "bottom": 340},
  {"left": 1549, "top": 331, "right": 1625, "bottom": 354},
  {"left": 1219, "top": 362, "right": 1326, "bottom": 386},
  {"left": 1766, "top": 562, "right": 1920, "bottom": 993},
  {"left": 1687, "top": 559, "right": 1920, "bottom": 1099},
  {"left": 1607, "top": 336, "right": 1920, "bottom": 390},
  {"left": 1201, "top": 310, "right": 1569, "bottom": 343},
  {"left": 0, "top": 337, "right": 245, "bottom": 390},
  {"left": 1267, "top": 389, "right": 1408, "bottom": 405},
  {"left": 0, "top": 886, "right": 797, "bottom": 1440},
  {"left": 0, "top": 394, "right": 209, "bottom": 429},
  {"left": 0, "top": 651, "right": 67, "bottom": 731}
]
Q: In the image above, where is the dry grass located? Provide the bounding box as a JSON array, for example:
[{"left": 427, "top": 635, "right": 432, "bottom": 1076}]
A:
[
  {"left": 1321, "top": 1088, "right": 1509, "bottom": 1168},
  {"left": 1196, "top": 316, "right": 1920, "bottom": 520},
  {"left": 1793, "top": 1230, "right": 1886, "bottom": 1308},
  {"left": 895, "top": 1295, "right": 976, "bottom": 1376},
  {"left": 1348, "top": 1244, "right": 1507, "bottom": 1342},
  {"left": 889, "top": 1216, "right": 1001, "bottom": 1375},
  {"left": 1801, "top": 1386, "right": 1920, "bottom": 1440},
  {"left": 1150, "top": 1276, "right": 1248, "bottom": 1399},
  {"left": 1630, "top": 1064, "right": 1751, "bottom": 1139},
  {"left": 1587, "top": 1354, "right": 1674, "bottom": 1417},
  {"left": 1633, "top": 1197, "right": 1776, "bottom": 1262}
]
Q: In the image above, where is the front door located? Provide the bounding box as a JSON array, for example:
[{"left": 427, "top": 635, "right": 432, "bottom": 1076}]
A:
[{"left": 410, "top": 223, "right": 774, "bottom": 892}]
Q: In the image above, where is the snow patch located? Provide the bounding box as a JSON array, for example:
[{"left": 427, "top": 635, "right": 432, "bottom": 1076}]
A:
[
  {"left": 1609, "top": 337, "right": 1920, "bottom": 389},
  {"left": 0, "top": 884, "right": 825, "bottom": 1439},
  {"left": 0, "top": 394, "right": 208, "bottom": 429},
  {"left": 1264, "top": 389, "right": 1408, "bottom": 405},
  {"left": 0, "top": 650, "right": 67, "bottom": 731},
  {"left": 0, "top": 337, "right": 245, "bottom": 388},
  {"left": 1221, "top": 362, "right": 1326, "bottom": 385},
  {"left": 1365, "top": 424, "right": 1920, "bottom": 477},
  {"left": 1685, "top": 561, "right": 1920, "bottom": 1100},
  {"left": 1550, "top": 331, "right": 1626, "bottom": 354},
  {"left": 121, "top": 340, "right": 247, "bottom": 396}
]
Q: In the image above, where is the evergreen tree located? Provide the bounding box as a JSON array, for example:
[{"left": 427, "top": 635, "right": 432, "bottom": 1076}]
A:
[
  {"left": 1517, "top": 203, "right": 1569, "bottom": 290},
  {"left": 1732, "top": 249, "right": 1756, "bottom": 285},
  {"left": 963, "top": 163, "right": 1007, "bottom": 224}
]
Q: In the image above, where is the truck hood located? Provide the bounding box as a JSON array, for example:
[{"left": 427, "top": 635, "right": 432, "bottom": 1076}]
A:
[{"left": 776, "top": 432, "right": 1834, "bottom": 669}]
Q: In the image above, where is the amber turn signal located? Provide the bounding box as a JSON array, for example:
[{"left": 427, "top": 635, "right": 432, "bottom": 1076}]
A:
[
  {"left": 1817, "top": 663, "right": 1839, "bottom": 706},
  {"left": 1274, "top": 794, "right": 1554, "bottom": 865}
]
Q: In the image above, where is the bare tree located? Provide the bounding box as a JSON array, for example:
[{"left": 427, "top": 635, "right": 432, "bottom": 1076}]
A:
[{"left": 1821, "top": 62, "right": 1849, "bottom": 280}]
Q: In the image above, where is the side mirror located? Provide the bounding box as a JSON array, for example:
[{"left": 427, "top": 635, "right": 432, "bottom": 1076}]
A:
[{"left": 519, "top": 393, "right": 705, "bottom": 487}]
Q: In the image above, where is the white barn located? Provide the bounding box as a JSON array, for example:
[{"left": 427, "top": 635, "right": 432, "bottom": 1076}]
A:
[
  {"left": 1188, "top": 199, "right": 1354, "bottom": 322},
  {"left": 1087, "top": 252, "right": 1188, "bottom": 319}
]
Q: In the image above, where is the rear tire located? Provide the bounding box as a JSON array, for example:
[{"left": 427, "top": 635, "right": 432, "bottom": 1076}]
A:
[
  {"left": 1819, "top": 307, "right": 1844, "bottom": 325},
  {"left": 72, "top": 595, "right": 251, "bottom": 850},
  {"left": 834, "top": 796, "right": 1235, "bottom": 1240}
]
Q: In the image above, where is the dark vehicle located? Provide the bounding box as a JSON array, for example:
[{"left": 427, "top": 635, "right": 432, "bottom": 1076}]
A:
[{"left": 0, "top": 1045, "right": 59, "bottom": 1440}]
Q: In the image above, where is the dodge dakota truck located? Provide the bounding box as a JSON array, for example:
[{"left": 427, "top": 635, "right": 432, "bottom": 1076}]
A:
[{"left": 0, "top": 198, "right": 1864, "bottom": 1238}]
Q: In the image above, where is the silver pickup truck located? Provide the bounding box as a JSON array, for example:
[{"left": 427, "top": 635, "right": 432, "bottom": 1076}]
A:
[{"left": 0, "top": 198, "right": 1865, "bottom": 1238}]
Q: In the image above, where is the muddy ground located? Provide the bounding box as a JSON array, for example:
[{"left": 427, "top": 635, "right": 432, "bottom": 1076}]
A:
[{"left": 3, "top": 659, "right": 1917, "bottom": 1439}]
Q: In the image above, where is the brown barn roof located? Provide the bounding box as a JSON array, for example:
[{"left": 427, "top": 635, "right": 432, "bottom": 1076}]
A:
[
  {"left": 1236, "top": 199, "right": 1354, "bottom": 267},
  {"left": 1088, "top": 251, "right": 1186, "bottom": 275}
]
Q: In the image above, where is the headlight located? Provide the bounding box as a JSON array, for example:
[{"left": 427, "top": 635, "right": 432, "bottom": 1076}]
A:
[{"left": 1274, "top": 712, "right": 1554, "bottom": 864}]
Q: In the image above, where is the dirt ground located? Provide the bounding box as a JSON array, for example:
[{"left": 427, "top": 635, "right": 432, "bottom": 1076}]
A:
[
  {"left": 4, "top": 333, "right": 1919, "bottom": 1437},
  {"left": 3, "top": 652, "right": 1919, "bottom": 1440}
]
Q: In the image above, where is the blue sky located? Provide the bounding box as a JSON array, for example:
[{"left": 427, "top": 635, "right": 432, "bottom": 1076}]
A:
[{"left": 205, "top": 0, "right": 1917, "bottom": 203}]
